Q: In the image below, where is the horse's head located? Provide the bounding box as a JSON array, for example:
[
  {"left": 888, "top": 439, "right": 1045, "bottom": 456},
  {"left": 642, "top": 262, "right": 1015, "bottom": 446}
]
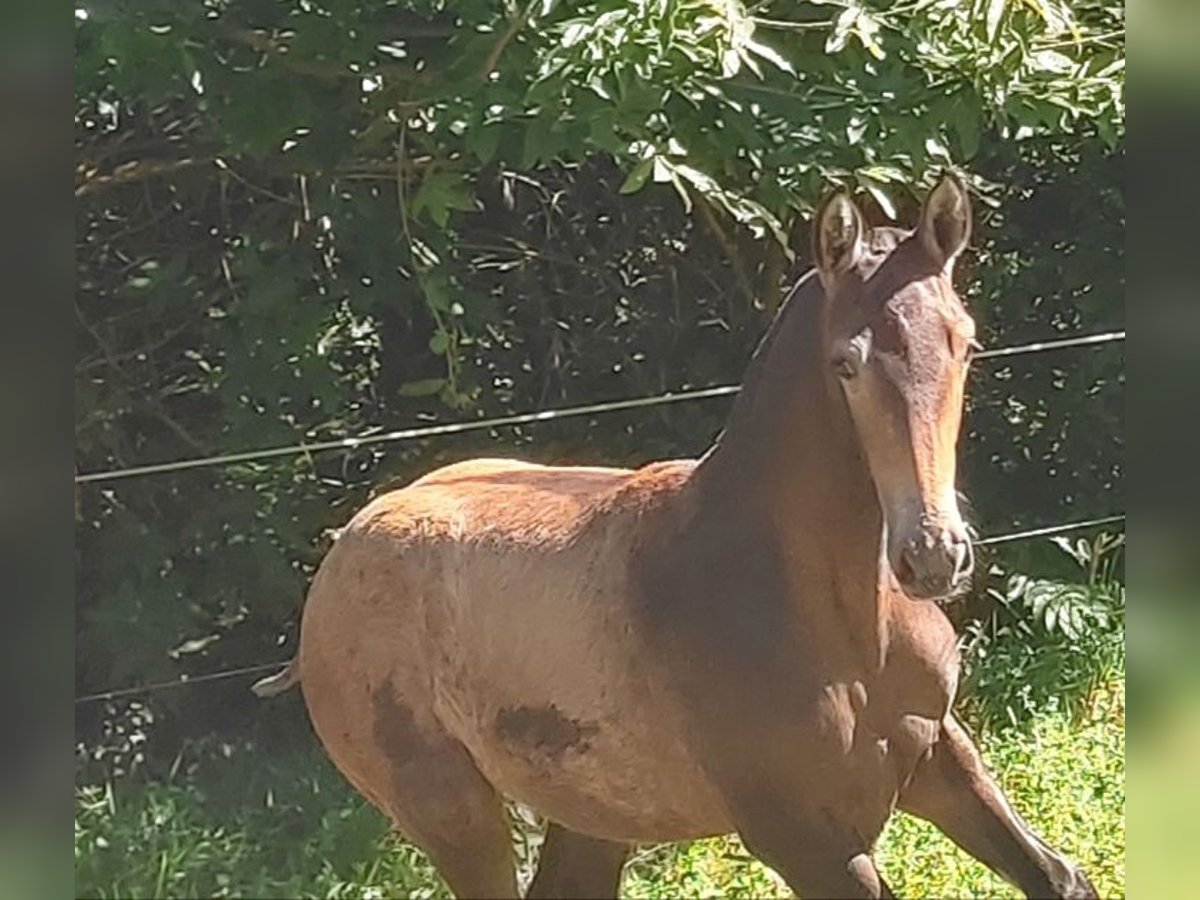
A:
[{"left": 812, "top": 175, "right": 976, "bottom": 601}]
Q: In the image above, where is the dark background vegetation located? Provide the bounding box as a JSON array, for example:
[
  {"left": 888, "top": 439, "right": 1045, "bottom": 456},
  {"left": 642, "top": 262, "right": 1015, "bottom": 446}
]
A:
[{"left": 75, "top": 0, "right": 1123, "bottom": 796}]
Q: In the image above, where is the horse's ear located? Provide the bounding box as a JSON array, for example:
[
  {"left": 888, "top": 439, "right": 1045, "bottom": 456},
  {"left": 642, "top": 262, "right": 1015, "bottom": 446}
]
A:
[
  {"left": 812, "top": 191, "right": 864, "bottom": 281},
  {"left": 918, "top": 174, "right": 971, "bottom": 271}
]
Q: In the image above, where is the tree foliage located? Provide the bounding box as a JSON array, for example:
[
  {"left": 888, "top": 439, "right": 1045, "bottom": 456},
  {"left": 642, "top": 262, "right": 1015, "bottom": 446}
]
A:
[{"left": 75, "top": 0, "right": 1124, "bottom": 763}]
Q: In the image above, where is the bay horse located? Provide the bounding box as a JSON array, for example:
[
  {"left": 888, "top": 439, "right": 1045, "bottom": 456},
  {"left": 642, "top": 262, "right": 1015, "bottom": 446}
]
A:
[{"left": 254, "top": 175, "right": 1098, "bottom": 898}]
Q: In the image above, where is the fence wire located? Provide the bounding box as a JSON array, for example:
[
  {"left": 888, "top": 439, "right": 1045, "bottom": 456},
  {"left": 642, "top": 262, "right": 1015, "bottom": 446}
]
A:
[
  {"left": 74, "top": 512, "right": 1125, "bottom": 706},
  {"left": 75, "top": 330, "right": 1124, "bottom": 486},
  {"left": 74, "top": 328, "right": 1125, "bottom": 705}
]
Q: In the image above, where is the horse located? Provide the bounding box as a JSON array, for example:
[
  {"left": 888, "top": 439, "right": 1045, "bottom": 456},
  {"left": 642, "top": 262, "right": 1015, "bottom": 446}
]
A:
[{"left": 253, "top": 175, "right": 1099, "bottom": 899}]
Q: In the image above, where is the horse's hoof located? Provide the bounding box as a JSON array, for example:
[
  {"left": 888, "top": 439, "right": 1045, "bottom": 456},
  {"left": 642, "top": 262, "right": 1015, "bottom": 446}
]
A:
[{"left": 1062, "top": 867, "right": 1100, "bottom": 899}]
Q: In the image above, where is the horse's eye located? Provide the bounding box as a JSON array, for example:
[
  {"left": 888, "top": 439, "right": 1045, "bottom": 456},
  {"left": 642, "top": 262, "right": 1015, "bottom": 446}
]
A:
[{"left": 833, "top": 357, "right": 858, "bottom": 380}]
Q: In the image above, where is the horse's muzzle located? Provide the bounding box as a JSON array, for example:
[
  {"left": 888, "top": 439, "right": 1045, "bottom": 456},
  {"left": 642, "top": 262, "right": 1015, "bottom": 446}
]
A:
[{"left": 893, "top": 527, "right": 973, "bottom": 600}]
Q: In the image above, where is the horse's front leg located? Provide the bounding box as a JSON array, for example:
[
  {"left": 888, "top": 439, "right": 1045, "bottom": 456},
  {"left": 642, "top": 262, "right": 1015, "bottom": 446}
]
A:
[
  {"left": 898, "top": 715, "right": 1098, "bottom": 899},
  {"left": 735, "top": 801, "right": 895, "bottom": 899}
]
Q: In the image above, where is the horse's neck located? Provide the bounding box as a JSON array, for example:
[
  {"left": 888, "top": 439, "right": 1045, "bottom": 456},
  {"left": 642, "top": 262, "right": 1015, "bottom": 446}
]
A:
[{"left": 694, "top": 280, "right": 890, "bottom": 666}]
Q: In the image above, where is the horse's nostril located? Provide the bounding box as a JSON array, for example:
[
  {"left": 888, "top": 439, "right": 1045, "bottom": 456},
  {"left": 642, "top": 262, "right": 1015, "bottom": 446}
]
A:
[
  {"left": 896, "top": 533, "right": 971, "bottom": 598},
  {"left": 952, "top": 538, "right": 975, "bottom": 582}
]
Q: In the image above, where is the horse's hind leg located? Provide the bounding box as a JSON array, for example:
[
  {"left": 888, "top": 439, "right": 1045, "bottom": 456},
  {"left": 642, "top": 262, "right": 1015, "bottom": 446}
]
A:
[
  {"left": 382, "top": 755, "right": 517, "bottom": 900},
  {"left": 371, "top": 695, "right": 518, "bottom": 898},
  {"left": 305, "top": 672, "right": 517, "bottom": 899},
  {"left": 898, "top": 715, "right": 1098, "bottom": 898},
  {"left": 527, "top": 824, "right": 629, "bottom": 899}
]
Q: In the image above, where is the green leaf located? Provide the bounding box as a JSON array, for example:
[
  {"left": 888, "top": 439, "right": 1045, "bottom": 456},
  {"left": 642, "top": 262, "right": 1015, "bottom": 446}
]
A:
[
  {"left": 846, "top": 116, "right": 867, "bottom": 146},
  {"left": 398, "top": 378, "right": 446, "bottom": 397},
  {"left": 826, "top": 7, "right": 858, "bottom": 54},
  {"left": 859, "top": 165, "right": 906, "bottom": 184},
  {"left": 861, "top": 180, "right": 897, "bottom": 220},
  {"left": 985, "top": 0, "right": 1007, "bottom": 43},
  {"left": 428, "top": 331, "right": 450, "bottom": 355},
  {"left": 587, "top": 108, "right": 621, "bottom": 152},
  {"left": 1044, "top": 600, "right": 1059, "bottom": 634},
  {"left": 950, "top": 96, "right": 983, "bottom": 159},
  {"left": 1034, "top": 49, "right": 1075, "bottom": 74},
  {"left": 924, "top": 136, "right": 951, "bottom": 162},
  {"left": 742, "top": 37, "right": 794, "bottom": 75},
  {"left": 651, "top": 157, "right": 674, "bottom": 184},
  {"left": 721, "top": 48, "right": 741, "bottom": 78},
  {"left": 411, "top": 172, "right": 476, "bottom": 228},
  {"left": 521, "top": 111, "right": 556, "bottom": 168},
  {"left": 620, "top": 158, "right": 654, "bottom": 194},
  {"left": 422, "top": 276, "right": 453, "bottom": 313},
  {"left": 467, "top": 124, "right": 501, "bottom": 165},
  {"left": 854, "top": 13, "right": 886, "bottom": 60}
]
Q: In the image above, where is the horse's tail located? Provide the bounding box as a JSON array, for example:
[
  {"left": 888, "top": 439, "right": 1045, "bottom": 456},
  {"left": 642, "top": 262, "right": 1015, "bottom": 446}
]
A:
[{"left": 251, "top": 657, "right": 300, "bottom": 698}]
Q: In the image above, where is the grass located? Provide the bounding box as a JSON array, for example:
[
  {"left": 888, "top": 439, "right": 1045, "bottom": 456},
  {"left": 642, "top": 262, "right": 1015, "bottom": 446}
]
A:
[
  {"left": 74, "top": 674, "right": 1123, "bottom": 899},
  {"left": 876, "top": 677, "right": 1124, "bottom": 898}
]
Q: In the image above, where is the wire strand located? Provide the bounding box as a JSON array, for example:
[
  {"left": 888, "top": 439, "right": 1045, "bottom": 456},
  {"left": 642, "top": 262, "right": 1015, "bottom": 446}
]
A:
[
  {"left": 973, "top": 513, "right": 1125, "bottom": 546},
  {"left": 74, "top": 386, "right": 741, "bottom": 484},
  {"left": 972, "top": 329, "right": 1124, "bottom": 360},
  {"left": 74, "top": 662, "right": 285, "bottom": 705},
  {"left": 74, "top": 512, "right": 1124, "bottom": 706},
  {"left": 75, "top": 330, "right": 1124, "bottom": 485}
]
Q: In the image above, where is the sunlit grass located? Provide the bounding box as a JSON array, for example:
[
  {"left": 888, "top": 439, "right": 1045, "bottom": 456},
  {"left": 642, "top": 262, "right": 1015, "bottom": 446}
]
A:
[
  {"left": 877, "top": 677, "right": 1124, "bottom": 898},
  {"left": 75, "top": 678, "right": 1123, "bottom": 899}
]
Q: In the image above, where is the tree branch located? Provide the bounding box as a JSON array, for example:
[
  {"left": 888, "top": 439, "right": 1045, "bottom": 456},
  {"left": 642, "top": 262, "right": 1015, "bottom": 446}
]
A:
[
  {"left": 758, "top": 236, "right": 788, "bottom": 316},
  {"left": 692, "top": 192, "right": 757, "bottom": 309},
  {"left": 751, "top": 17, "right": 833, "bottom": 32},
  {"left": 75, "top": 154, "right": 439, "bottom": 198},
  {"left": 220, "top": 27, "right": 425, "bottom": 83},
  {"left": 478, "top": 2, "right": 535, "bottom": 83},
  {"left": 75, "top": 157, "right": 214, "bottom": 197}
]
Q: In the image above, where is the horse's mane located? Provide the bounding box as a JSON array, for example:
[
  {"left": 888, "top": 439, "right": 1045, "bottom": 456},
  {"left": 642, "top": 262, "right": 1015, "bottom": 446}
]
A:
[
  {"left": 707, "top": 226, "right": 914, "bottom": 460},
  {"left": 714, "top": 269, "right": 823, "bottom": 444}
]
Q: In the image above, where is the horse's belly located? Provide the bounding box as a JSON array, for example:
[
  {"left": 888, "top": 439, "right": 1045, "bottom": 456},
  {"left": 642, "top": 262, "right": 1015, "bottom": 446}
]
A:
[
  {"left": 454, "top": 708, "right": 733, "bottom": 842},
  {"left": 430, "top": 606, "right": 732, "bottom": 839}
]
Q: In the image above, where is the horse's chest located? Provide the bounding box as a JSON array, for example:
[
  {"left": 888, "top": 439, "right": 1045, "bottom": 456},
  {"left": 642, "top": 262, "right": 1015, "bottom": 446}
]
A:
[
  {"left": 800, "top": 679, "right": 942, "bottom": 833},
  {"left": 771, "top": 622, "right": 957, "bottom": 836},
  {"left": 853, "top": 690, "right": 942, "bottom": 797},
  {"left": 864, "top": 627, "right": 958, "bottom": 779}
]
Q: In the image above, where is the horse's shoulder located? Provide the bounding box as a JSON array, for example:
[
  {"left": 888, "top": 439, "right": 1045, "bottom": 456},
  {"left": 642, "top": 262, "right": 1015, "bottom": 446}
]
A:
[{"left": 882, "top": 594, "right": 961, "bottom": 719}]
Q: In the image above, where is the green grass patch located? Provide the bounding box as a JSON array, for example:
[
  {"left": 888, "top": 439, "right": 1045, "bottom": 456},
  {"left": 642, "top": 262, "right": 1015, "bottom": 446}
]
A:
[
  {"left": 76, "top": 678, "right": 1123, "bottom": 899},
  {"left": 876, "top": 677, "right": 1124, "bottom": 898}
]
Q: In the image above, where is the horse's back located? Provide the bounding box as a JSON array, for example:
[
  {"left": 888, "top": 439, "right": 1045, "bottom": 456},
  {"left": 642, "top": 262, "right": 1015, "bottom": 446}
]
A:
[
  {"left": 414, "top": 456, "right": 633, "bottom": 488},
  {"left": 340, "top": 455, "right": 695, "bottom": 549},
  {"left": 321, "top": 455, "right": 695, "bottom": 683},
  {"left": 298, "top": 456, "right": 648, "bottom": 673}
]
